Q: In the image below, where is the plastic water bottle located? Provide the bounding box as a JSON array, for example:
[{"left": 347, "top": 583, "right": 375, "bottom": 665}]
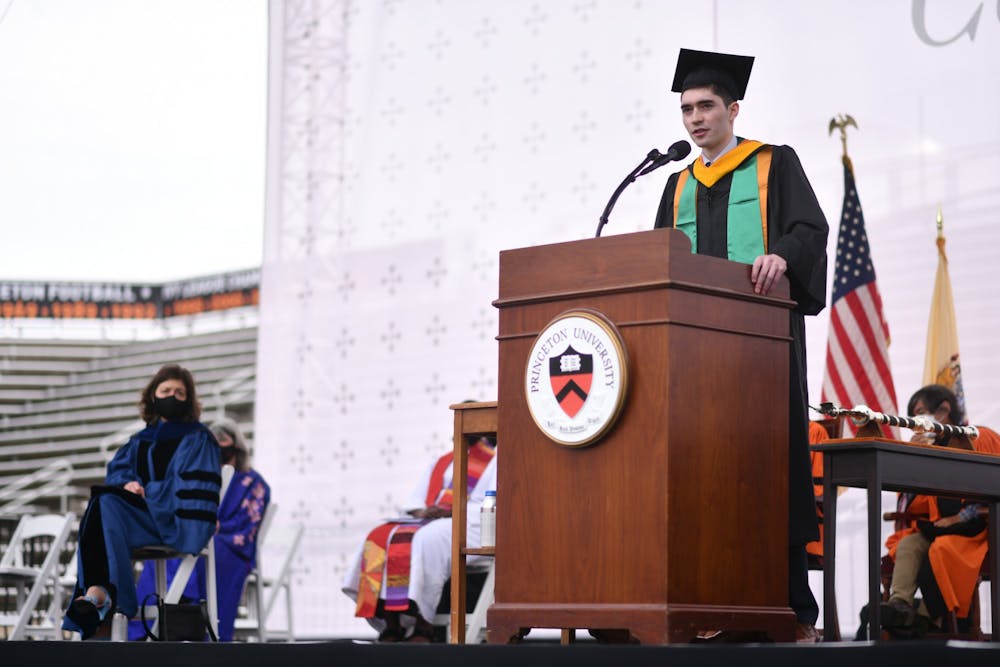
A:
[
  {"left": 110, "top": 612, "right": 128, "bottom": 641},
  {"left": 480, "top": 490, "right": 496, "bottom": 548}
]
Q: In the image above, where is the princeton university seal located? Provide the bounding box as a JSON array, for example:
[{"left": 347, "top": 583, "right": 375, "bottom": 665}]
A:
[{"left": 524, "top": 310, "right": 628, "bottom": 447}]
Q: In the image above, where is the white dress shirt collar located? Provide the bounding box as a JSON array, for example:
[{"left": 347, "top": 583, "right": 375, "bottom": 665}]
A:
[{"left": 702, "top": 135, "right": 738, "bottom": 167}]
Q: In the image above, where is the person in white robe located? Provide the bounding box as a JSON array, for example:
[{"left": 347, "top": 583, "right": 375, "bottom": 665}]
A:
[{"left": 341, "top": 452, "right": 497, "bottom": 641}]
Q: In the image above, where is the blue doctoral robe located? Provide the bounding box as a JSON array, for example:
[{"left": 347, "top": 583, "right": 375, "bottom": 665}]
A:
[{"left": 63, "top": 420, "right": 221, "bottom": 633}]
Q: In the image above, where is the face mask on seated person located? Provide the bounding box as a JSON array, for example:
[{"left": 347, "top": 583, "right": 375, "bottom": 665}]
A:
[{"left": 153, "top": 396, "right": 189, "bottom": 421}]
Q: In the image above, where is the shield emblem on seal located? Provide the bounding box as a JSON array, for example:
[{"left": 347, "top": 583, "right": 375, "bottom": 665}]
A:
[{"left": 549, "top": 345, "right": 593, "bottom": 418}]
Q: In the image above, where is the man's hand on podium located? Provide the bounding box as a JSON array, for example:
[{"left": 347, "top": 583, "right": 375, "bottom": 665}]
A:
[{"left": 751, "top": 253, "right": 788, "bottom": 296}]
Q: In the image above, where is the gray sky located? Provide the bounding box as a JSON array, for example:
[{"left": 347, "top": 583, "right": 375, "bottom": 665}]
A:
[{"left": 0, "top": 0, "right": 266, "bottom": 283}]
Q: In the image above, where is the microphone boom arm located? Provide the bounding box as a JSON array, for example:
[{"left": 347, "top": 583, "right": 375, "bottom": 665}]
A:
[
  {"left": 595, "top": 150, "right": 659, "bottom": 238},
  {"left": 595, "top": 141, "right": 690, "bottom": 238}
]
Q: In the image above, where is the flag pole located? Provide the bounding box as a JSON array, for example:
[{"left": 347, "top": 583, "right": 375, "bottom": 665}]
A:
[
  {"left": 936, "top": 204, "right": 948, "bottom": 263},
  {"left": 828, "top": 113, "right": 858, "bottom": 172},
  {"left": 923, "top": 201, "right": 964, "bottom": 414}
]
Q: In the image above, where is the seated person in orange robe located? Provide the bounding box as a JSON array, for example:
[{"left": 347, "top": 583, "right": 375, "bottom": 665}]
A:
[
  {"left": 805, "top": 420, "right": 830, "bottom": 565},
  {"left": 880, "top": 384, "right": 1000, "bottom": 633}
]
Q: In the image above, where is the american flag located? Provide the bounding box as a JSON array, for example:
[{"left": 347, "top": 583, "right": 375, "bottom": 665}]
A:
[{"left": 820, "top": 157, "right": 898, "bottom": 437}]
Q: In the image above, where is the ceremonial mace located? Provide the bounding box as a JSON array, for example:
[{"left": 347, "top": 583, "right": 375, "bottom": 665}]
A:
[{"left": 815, "top": 401, "right": 979, "bottom": 449}]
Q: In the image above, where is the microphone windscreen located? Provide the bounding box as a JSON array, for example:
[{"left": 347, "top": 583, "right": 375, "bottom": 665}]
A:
[{"left": 668, "top": 140, "right": 691, "bottom": 160}]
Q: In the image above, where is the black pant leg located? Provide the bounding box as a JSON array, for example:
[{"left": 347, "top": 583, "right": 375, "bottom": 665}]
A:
[{"left": 789, "top": 543, "right": 818, "bottom": 625}]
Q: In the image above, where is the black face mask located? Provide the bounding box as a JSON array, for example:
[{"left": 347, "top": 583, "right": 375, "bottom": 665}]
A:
[
  {"left": 221, "top": 447, "right": 237, "bottom": 464},
  {"left": 153, "top": 395, "right": 189, "bottom": 421}
]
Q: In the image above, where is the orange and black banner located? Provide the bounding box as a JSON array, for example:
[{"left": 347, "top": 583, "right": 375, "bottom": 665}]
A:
[{"left": 0, "top": 268, "right": 259, "bottom": 320}]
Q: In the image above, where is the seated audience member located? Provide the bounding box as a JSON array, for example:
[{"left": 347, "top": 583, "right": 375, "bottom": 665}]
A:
[
  {"left": 880, "top": 384, "right": 1000, "bottom": 633},
  {"left": 805, "top": 420, "right": 830, "bottom": 565},
  {"left": 63, "top": 365, "right": 221, "bottom": 639},
  {"left": 129, "top": 418, "right": 270, "bottom": 641},
  {"left": 342, "top": 436, "right": 497, "bottom": 642}
]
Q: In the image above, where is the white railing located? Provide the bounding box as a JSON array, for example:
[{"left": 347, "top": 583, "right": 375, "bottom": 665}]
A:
[
  {"left": 0, "top": 458, "right": 74, "bottom": 515},
  {"left": 98, "top": 419, "right": 146, "bottom": 463},
  {"left": 213, "top": 366, "right": 256, "bottom": 420}
]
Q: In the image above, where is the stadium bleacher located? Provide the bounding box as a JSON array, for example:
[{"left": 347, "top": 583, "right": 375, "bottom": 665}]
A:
[{"left": 0, "top": 328, "right": 258, "bottom": 517}]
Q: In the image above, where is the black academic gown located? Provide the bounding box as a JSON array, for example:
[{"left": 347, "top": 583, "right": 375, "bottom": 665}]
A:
[{"left": 654, "top": 143, "right": 829, "bottom": 547}]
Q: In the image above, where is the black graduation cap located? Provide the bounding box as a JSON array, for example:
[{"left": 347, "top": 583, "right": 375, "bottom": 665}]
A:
[{"left": 671, "top": 48, "right": 755, "bottom": 101}]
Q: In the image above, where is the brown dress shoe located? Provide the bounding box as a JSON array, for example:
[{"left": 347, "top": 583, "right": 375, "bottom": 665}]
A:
[{"left": 795, "top": 623, "right": 820, "bottom": 643}]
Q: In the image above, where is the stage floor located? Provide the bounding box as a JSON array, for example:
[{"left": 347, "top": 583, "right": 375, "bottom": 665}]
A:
[{"left": 4, "top": 639, "right": 1000, "bottom": 667}]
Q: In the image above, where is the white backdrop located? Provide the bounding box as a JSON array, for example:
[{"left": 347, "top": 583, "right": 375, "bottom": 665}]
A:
[{"left": 255, "top": 0, "right": 1000, "bottom": 638}]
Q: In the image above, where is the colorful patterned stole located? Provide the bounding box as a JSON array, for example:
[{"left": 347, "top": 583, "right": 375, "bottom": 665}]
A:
[{"left": 355, "top": 438, "right": 496, "bottom": 617}]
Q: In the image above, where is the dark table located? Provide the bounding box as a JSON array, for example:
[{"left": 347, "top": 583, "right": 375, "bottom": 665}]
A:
[{"left": 811, "top": 438, "right": 1000, "bottom": 641}]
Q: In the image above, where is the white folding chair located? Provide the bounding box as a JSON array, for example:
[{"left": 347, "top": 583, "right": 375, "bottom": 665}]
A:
[
  {"left": 229, "top": 501, "right": 277, "bottom": 642},
  {"left": 0, "top": 513, "right": 76, "bottom": 640},
  {"left": 232, "top": 518, "right": 302, "bottom": 642},
  {"left": 46, "top": 548, "right": 79, "bottom": 640},
  {"left": 463, "top": 558, "right": 494, "bottom": 643},
  {"left": 111, "top": 465, "right": 234, "bottom": 641},
  {"left": 432, "top": 558, "right": 494, "bottom": 643}
]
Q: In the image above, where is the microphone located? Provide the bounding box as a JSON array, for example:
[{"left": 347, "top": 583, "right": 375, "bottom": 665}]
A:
[
  {"left": 594, "top": 140, "right": 691, "bottom": 237},
  {"left": 637, "top": 140, "right": 691, "bottom": 176}
]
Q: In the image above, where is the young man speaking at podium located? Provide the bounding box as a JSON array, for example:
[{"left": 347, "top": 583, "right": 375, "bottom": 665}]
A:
[{"left": 653, "top": 48, "right": 829, "bottom": 642}]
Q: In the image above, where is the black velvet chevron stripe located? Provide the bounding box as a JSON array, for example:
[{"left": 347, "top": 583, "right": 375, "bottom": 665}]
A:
[
  {"left": 175, "top": 509, "right": 218, "bottom": 523},
  {"left": 176, "top": 489, "right": 220, "bottom": 503},
  {"left": 180, "top": 470, "right": 222, "bottom": 485}
]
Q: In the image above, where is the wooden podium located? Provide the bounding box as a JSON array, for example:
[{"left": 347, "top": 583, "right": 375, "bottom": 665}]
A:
[{"left": 486, "top": 228, "right": 797, "bottom": 644}]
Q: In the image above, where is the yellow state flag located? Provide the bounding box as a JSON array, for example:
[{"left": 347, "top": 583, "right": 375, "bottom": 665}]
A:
[{"left": 922, "top": 207, "right": 964, "bottom": 415}]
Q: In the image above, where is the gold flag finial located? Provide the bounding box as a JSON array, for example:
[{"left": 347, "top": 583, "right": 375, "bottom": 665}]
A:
[{"left": 828, "top": 114, "right": 858, "bottom": 161}]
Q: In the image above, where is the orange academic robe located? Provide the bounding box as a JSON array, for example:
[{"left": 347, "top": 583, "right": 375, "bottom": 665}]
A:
[
  {"left": 805, "top": 421, "right": 829, "bottom": 559},
  {"left": 925, "top": 426, "right": 1000, "bottom": 617},
  {"left": 884, "top": 495, "right": 940, "bottom": 559}
]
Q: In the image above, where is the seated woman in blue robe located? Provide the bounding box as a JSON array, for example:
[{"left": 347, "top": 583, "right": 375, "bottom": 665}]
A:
[
  {"left": 62, "top": 364, "right": 221, "bottom": 639},
  {"left": 129, "top": 418, "right": 271, "bottom": 641}
]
